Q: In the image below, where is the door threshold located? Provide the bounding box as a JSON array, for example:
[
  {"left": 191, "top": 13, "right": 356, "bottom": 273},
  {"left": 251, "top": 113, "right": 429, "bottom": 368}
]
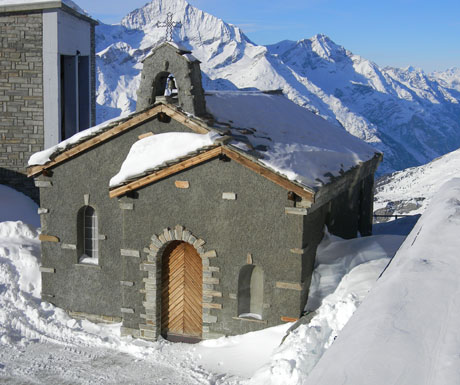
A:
[{"left": 163, "top": 332, "right": 202, "bottom": 344}]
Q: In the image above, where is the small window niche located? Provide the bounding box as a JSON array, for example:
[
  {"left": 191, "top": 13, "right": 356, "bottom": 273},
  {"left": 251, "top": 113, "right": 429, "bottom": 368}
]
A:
[
  {"left": 237, "top": 265, "right": 264, "bottom": 320},
  {"left": 77, "top": 206, "right": 99, "bottom": 265},
  {"left": 153, "top": 72, "right": 178, "bottom": 105}
]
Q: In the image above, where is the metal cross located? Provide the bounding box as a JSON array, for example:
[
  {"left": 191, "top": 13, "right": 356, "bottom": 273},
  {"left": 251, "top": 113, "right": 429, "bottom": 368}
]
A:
[{"left": 156, "top": 12, "right": 182, "bottom": 42}]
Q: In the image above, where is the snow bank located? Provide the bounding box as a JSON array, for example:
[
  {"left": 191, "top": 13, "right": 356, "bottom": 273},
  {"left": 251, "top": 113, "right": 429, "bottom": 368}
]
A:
[
  {"left": 250, "top": 232, "right": 404, "bottom": 385},
  {"left": 109, "top": 132, "right": 218, "bottom": 187},
  {"left": 195, "top": 323, "right": 291, "bottom": 378},
  {"left": 0, "top": 185, "right": 39, "bottom": 228},
  {"left": 206, "top": 91, "right": 378, "bottom": 188},
  {"left": 0, "top": 220, "right": 210, "bottom": 383},
  {"left": 304, "top": 177, "right": 460, "bottom": 385},
  {"left": 306, "top": 231, "right": 404, "bottom": 312}
]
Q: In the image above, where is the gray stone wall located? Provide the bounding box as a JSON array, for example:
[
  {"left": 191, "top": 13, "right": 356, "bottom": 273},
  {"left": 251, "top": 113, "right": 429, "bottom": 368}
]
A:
[
  {"left": 121, "top": 157, "right": 306, "bottom": 339},
  {"left": 0, "top": 11, "right": 43, "bottom": 202}
]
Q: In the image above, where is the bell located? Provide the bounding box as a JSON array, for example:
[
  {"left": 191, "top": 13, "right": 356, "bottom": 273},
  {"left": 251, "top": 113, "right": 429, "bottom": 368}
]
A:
[{"left": 168, "top": 77, "right": 176, "bottom": 91}]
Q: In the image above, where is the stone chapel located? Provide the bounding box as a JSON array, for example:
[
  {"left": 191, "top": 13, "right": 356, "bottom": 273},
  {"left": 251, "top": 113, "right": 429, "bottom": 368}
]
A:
[{"left": 28, "top": 41, "right": 381, "bottom": 342}]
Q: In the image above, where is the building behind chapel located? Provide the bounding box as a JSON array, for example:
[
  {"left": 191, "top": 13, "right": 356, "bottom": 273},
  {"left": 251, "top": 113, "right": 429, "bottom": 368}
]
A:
[{"left": 0, "top": 0, "right": 97, "bottom": 201}]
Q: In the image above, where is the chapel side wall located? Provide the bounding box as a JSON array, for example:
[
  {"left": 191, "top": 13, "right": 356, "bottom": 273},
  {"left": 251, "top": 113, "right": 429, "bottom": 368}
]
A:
[
  {"left": 120, "top": 156, "right": 307, "bottom": 338},
  {"left": 326, "top": 165, "right": 377, "bottom": 239},
  {"left": 0, "top": 11, "right": 43, "bottom": 202},
  {"left": 36, "top": 116, "right": 191, "bottom": 318},
  {"left": 299, "top": 162, "right": 379, "bottom": 311}
]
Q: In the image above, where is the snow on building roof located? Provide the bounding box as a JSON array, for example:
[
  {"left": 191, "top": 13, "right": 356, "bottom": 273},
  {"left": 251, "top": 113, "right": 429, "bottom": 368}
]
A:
[
  {"left": 205, "top": 91, "right": 379, "bottom": 189},
  {"left": 0, "top": 0, "right": 95, "bottom": 21},
  {"left": 28, "top": 112, "right": 135, "bottom": 166},
  {"left": 109, "top": 132, "right": 219, "bottom": 188},
  {"left": 29, "top": 91, "right": 380, "bottom": 195}
]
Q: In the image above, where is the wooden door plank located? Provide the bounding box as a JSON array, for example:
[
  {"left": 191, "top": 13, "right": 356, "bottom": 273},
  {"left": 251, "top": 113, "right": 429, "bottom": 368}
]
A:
[{"left": 161, "top": 241, "right": 202, "bottom": 340}]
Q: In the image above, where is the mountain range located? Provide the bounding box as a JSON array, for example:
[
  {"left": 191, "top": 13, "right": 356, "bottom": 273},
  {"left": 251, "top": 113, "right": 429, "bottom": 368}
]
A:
[{"left": 94, "top": 0, "right": 460, "bottom": 175}]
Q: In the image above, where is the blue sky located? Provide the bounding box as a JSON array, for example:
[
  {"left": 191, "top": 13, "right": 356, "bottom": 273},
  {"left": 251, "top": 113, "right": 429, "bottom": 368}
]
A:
[{"left": 76, "top": 0, "right": 460, "bottom": 72}]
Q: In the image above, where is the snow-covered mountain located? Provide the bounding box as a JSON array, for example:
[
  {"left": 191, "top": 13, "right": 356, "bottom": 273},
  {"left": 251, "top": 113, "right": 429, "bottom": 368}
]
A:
[
  {"left": 95, "top": 0, "right": 460, "bottom": 175},
  {"left": 432, "top": 67, "right": 460, "bottom": 91},
  {"left": 374, "top": 146, "right": 460, "bottom": 217}
]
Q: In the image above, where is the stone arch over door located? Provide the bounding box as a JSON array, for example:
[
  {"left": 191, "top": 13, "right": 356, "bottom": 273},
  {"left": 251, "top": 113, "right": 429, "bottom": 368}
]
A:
[{"left": 139, "top": 225, "right": 221, "bottom": 342}]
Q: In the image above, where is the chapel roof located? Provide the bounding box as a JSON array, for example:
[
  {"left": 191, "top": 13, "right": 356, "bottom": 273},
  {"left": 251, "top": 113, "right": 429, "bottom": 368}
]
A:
[{"left": 28, "top": 91, "right": 381, "bottom": 205}]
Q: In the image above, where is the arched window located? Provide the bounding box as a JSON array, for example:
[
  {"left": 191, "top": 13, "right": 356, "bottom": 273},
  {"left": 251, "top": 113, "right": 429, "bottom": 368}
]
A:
[
  {"left": 77, "top": 206, "right": 98, "bottom": 264},
  {"left": 237, "top": 265, "right": 264, "bottom": 320}
]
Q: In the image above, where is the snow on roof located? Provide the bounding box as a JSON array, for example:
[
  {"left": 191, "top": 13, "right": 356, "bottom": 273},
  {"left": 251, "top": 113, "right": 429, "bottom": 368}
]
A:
[
  {"left": 205, "top": 91, "right": 379, "bottom": 189},
  {"left": 28, "top": 112, "right": 134, "bottom": 166},
  {"left": 109, "top": 132, "right": 219, "bottom": 188},
  {"left": 302, "top": 177, "right": 460, "bottom": 385},
  {"left": 143, "top": 41, "right": 196, "bottom": 62},
  {"left": 0, "top": 0, "right": 90, "bottom": 17},
  {"left": 29, "top": 91, "right": 379, "bottom": 192}
]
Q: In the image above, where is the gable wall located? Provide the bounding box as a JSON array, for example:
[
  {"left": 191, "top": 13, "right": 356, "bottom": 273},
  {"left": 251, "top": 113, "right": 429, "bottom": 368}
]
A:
[{"left": 120, "top": 156, "right": 307, "bottom": 337}]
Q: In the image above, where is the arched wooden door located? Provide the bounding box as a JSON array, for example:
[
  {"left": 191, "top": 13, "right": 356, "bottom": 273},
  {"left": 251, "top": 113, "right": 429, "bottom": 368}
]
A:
[{"left": 161, "top": 241, "right": 202, "bottom": 342}]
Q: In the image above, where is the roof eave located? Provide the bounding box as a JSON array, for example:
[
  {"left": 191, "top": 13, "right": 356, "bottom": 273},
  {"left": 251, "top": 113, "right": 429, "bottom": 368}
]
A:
[
  {"left": 108, "top": 145, "right": 316, "bottom": 203},
  {"left": 307, "top": 152, "right": 383, "bottom": 214},
  {"left": 0, "top": 2, "right": 98, "bottom": 24},
  {"left": 27, "top": 103, "right": 211, "bottom": 178}
]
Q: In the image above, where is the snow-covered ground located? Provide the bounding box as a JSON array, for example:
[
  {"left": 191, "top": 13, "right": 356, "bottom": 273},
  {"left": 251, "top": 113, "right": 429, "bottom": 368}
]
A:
[
  {"left": 249, "top": 231, "right": 404, "bottom": 385},
  {"left": 0, "top": 184, "right": 404, "bottom": 384},
  {"left": 303, "top": 178, "right": 460, "bottom": 385}
]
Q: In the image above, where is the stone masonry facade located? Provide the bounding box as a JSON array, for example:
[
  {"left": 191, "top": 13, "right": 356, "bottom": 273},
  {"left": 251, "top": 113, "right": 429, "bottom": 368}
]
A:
[{"left": 0, "top": 12, "right": 43, "bottom": 202}]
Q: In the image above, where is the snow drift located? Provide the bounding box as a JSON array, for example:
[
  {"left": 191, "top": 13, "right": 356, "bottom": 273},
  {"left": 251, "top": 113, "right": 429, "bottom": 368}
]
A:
[
  {"left": 249, "top": 232, "right": 404, "bottom": 384},
  {"left": 304, "top": 178, "right": 460, "bottom": 385}
]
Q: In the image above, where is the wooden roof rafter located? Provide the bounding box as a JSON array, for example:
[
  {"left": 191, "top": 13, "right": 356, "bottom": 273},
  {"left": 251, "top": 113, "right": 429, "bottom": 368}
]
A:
[
  {"left": 109, "top": 145, "right": 315, "bottom": 203},
  {"left": 27, "top": 103, "right": 211, "bottom": 178}
]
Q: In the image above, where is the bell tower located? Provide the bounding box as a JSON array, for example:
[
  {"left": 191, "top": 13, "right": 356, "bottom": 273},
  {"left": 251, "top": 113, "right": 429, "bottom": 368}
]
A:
[{"left": 136, "top": 42, "right": 207, "bottom": 117}]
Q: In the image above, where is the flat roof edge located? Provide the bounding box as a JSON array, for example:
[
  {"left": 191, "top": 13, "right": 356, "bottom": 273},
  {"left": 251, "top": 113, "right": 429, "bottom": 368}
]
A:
[{"left": 0, "top": 2, "right": 98, "bottom": 24}]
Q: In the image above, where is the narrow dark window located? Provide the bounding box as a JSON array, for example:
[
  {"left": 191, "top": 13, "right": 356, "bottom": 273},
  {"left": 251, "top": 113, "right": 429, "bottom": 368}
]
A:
[
  {"left": 237, "top": 265, "right": 264, "bottom": 320},
  {"left": 60, "top": 54, "right": 91, "bottom": 141},
  {"left": 78, "top": 206, "right": 98, "bottom": 264}
]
